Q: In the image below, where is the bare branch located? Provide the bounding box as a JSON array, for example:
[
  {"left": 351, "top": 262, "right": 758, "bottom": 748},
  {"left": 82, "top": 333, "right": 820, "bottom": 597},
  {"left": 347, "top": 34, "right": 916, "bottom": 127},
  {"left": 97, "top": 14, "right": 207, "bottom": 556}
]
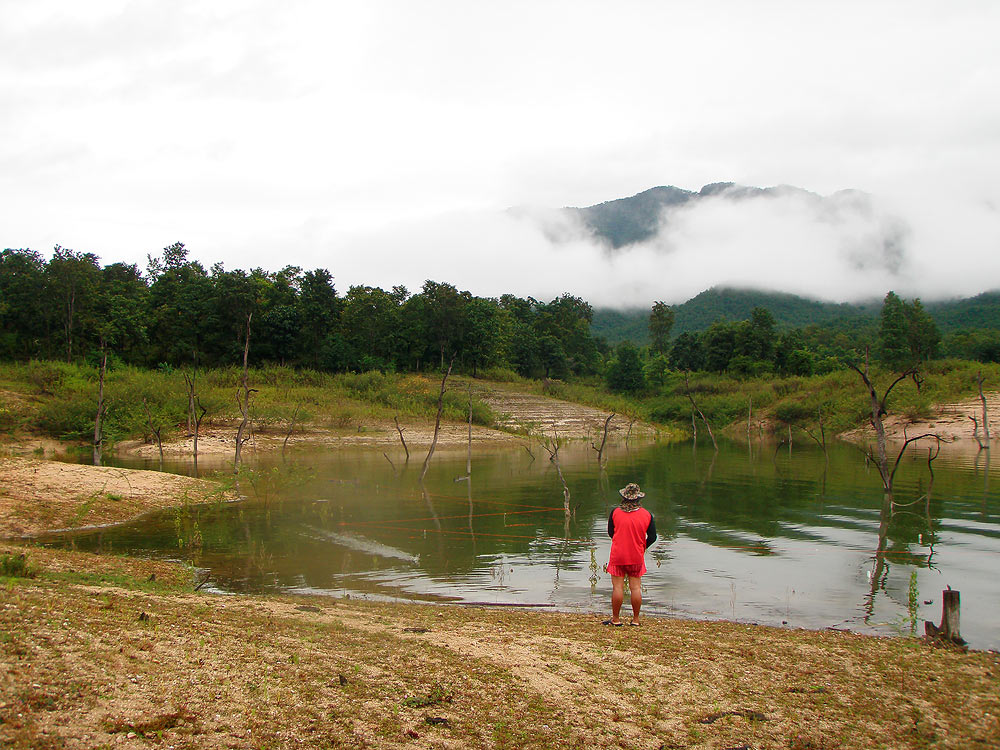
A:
[
  {"left": 591, "top": 412, "right": 615, "bottom": 464},
  {"left": 420, "top": 357, "right": 454, "bottom": 483},
  {"left": 969, "top": 414, "right": 985, "bottom": 450},
  {"left": 889, "top": 432, "right": 940, "bottom": 490},
  {"left": 393, "top": 416, "right": 409, "bottom": 461},
  {"left": 684, "top": 371, "right": 717, "bottom": 450},
  {"left": 282, "top": 404, "right": 301, "bottom": 454},
  {"left": 880, "top": 368, "right": 917, "bottom": 416}
]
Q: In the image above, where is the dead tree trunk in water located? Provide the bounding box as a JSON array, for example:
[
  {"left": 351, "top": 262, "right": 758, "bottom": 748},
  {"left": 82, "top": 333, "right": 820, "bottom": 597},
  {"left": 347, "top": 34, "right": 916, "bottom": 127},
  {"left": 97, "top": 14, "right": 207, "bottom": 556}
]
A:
[
  {"left": 977, "top": 372, "right": 991, "bottom": 449},
  {"left": 540, "top": 434, "right": 572, "bottom": 523},
  {"left": 234, "top": 313, "right": 254, "bottom": 476},
  {"left": 193, "top": 397, "right": 206, "bottom": 465},
  {"left": 393, "top": 416, "right": 410, "bottom": 461},
  {"left": 970, "top": 414, "right": 986, "bottom": 450},
  {"left": 142, "top": 398, "right": 164, "bottom": 466},
  {"left": 801, "top": 409, "right": 829, "bottom": 460},
  {"left": 282, "top": 404, "right": 301, "bottom": 455},
  {"left": 591, "top": 413, "right": 615, "bottom": 465},
  {"left": 846, "top": 351, "right": 918, "bottom": 503},
  {"left": 93, "top": 339, "right": 107, "bottom": 466},
  {"left": 420, "top": 358, "right": 454, "bottom": 483},
  {"left": 466, "top": 383, "right": 473, "bottom": 479},
  {"left": 684, "top": 372, "right": 717, "bottom": 451}
]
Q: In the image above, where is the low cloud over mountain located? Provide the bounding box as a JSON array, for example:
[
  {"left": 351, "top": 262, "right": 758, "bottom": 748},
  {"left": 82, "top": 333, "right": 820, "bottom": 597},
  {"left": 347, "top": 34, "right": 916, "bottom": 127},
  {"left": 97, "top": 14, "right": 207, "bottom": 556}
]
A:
[{"left": 339, "top": 180, "right": 998, "bottom": 309}]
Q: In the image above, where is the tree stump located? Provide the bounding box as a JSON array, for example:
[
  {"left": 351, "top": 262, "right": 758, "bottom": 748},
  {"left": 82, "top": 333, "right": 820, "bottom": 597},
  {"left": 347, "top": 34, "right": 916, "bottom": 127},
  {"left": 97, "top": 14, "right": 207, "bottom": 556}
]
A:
[{"left": 924, "top": 588, "right": 965, "bottom": 645}]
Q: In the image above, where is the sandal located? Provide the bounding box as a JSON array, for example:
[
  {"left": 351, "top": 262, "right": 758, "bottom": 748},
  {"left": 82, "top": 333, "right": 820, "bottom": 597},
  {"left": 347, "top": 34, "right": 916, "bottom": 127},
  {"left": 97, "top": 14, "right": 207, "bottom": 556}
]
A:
[{"left": 602, "top": 619, "right": 623, "bottom": 627}]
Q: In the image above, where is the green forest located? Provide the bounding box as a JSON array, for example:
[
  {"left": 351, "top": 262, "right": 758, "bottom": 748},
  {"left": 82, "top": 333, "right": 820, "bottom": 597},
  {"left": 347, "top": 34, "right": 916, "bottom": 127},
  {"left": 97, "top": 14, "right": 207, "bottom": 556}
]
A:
[
  {"left": 3, "top": 244, "right": 999, "bottom": 383},
  {"left": 0, "top": 244, "right": 599, "bottom": 380}
]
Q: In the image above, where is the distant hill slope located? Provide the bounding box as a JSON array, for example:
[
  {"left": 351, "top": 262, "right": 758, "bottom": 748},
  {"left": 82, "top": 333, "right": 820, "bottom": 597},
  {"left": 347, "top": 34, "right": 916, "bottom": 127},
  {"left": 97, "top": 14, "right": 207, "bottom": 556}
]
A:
[
  {"left": 927, "top": 291, "right": 1000, "bottom": 331},
  {"left": 568, "top": 186, "right": 695, "bottom": 249},
  {"left": 566, "top": 182, "right": 860, "bottom": 249},
  {"left": 591, "top": 287, "right": 1000, "bottom": 345}
]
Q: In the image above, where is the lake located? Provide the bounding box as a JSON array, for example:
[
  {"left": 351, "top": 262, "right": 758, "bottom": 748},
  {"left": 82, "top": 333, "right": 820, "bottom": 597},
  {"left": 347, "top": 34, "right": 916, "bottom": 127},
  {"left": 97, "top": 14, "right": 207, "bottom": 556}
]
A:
[{"left": 47, "top": 438, "right": 1000, "bottom": 649}]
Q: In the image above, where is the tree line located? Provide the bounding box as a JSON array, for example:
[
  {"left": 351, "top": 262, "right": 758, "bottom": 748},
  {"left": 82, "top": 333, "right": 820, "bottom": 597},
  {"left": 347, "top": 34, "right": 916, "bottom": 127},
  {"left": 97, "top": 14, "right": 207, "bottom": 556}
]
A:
[
  {"left": 0, "top": 244, "right": 602, "bottom": 378},
  {"left": 603, "top": 292, "right": 943, "bottom": 393},
  {"left": 0, "top": 245, "right": 953, "bottom": 391}
]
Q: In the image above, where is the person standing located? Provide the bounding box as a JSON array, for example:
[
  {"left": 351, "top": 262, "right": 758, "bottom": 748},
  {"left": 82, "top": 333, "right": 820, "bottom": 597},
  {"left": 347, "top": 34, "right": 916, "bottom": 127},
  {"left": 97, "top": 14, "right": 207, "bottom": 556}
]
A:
[{"left": 603, "top": 482, "right": 656, "bottom": 626}]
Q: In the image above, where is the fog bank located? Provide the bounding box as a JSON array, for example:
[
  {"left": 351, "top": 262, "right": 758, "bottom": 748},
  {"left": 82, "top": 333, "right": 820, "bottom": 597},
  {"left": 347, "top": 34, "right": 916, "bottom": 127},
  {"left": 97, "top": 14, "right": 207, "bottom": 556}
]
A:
[{"left": 331, "top": 184, "right": 1000, "bottom": 307}]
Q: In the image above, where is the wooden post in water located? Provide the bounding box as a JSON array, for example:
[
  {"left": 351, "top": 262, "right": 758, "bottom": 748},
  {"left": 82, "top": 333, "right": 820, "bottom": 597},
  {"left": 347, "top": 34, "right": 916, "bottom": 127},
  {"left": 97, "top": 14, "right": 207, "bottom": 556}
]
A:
[{"left": 924, "top": 588, "right": 964, "bottom": 645}]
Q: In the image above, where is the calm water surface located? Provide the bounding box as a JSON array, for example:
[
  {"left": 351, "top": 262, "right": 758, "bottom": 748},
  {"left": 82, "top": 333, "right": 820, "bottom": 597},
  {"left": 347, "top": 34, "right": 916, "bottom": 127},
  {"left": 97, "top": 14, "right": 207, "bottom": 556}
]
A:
[{"left": 49, "top": 440, "right": 1000, "bottom": 649}]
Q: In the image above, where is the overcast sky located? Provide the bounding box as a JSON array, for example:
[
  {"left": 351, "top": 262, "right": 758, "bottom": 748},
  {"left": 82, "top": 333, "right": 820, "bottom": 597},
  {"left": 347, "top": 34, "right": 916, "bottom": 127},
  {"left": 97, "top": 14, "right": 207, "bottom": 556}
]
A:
[{"left": 3, "top": 0, "right": 999, "bottom": 306}]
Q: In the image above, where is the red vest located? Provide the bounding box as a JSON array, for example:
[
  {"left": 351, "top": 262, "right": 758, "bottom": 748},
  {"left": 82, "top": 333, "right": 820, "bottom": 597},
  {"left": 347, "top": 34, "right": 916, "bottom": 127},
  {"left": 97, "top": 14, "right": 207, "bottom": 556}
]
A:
[{"left": 608, "top": 506, "right": 652, "bottom": 567}]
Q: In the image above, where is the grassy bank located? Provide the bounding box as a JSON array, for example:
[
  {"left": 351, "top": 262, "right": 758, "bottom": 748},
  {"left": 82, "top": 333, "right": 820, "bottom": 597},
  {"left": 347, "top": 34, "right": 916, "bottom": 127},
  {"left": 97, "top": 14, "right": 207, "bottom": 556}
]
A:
[
  {"left": 536, "top": 359, "right": 1000, "bottom": 437},
  {"left": 0, "top": 362, "right": 496, "bottom": 451},
  {"left": 1, "top": 360, "right": 998, "bottom": 456},
  {"left": 2, "top": 543, "right": 998, "bottom": 750}
]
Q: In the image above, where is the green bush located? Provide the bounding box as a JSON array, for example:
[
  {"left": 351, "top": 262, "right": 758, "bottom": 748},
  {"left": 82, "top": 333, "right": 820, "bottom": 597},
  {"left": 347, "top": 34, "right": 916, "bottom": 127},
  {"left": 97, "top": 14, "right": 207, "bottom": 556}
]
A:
[
  {"left": 24, "top": 360, "right": 72, "bottom": 394},
  {"left": 0, "top": 553, "right": 37, "bottom": 578},
  {"left": 477, "top": 366, "right": 525, "bottom": 383},
  {"left": 648, "top": 397, "right": 689, "bottom": 423},
  {"left": 36, "top": 397, "right": 95, "bottom": 439},
  {"left": 698, "top": 393, "right": 749, "bottom": 425},
  {"left": 774, "top": 401, "right": 814, "bottom": 425}
]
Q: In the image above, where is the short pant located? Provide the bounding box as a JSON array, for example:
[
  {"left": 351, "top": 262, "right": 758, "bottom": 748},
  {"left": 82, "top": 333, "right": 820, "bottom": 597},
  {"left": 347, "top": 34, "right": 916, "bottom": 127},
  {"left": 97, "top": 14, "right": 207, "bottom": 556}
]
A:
[{"left": 606, "top": 562, "right": 645, "bottom": 578}]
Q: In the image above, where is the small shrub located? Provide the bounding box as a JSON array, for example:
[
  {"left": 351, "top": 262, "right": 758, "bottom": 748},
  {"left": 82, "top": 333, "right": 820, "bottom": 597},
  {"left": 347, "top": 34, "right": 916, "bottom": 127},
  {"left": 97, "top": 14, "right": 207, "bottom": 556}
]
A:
[
  {"left": 36, "top": 397, "right": 95, "bottom": 439},
  {"left": 478, "top": 366, "right": 524, "bottom": 383},
  {"left": 541, "top": 379, "right": 565, "bottom": 397},
  {"left": 25, "top": 361, "right": 69, "bottom": 394},
  {"left": 0, "top": 405, "right": 21, "bottom": 433},
  {"left": 647, "top": 397, "right": 689, "bottom": 423},
  {"left": 442, "top": 390, "right": 495, "bottom": 426},
  {"left": 902, "top": 399, "right": 933, "bottom": 422},
  {"left": 774, "top": 401, "right": 814, "bottom": 425},
  {"left": 772, "top": 379, "right": 801, "bottom": 397},
  {"left": 403, "top": 684, "right": 452, "bottom": 708},
  {"left": 0, "top": 553, "right": 37, "bottom": 578}
]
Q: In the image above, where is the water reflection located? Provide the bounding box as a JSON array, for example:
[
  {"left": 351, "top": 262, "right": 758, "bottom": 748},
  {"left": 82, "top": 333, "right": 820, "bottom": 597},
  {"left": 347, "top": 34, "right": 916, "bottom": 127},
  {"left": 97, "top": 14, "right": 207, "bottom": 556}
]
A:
[{"left": 48, "top": 439, "right": 1000, "bottom": 649}]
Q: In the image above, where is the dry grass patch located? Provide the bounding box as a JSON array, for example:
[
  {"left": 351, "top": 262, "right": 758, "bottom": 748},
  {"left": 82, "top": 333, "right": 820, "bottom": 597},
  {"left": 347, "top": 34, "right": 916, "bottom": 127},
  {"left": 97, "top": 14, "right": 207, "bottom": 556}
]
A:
[{"left": 1, "top": 546, "right": 998, "bottom": 749}]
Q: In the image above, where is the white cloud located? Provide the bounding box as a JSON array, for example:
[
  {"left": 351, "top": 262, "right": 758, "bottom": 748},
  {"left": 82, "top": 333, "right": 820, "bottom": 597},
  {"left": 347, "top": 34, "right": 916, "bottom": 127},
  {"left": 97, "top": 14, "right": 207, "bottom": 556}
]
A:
[{"left": 1, "top": 0, "right": 998, "bottom": 305}]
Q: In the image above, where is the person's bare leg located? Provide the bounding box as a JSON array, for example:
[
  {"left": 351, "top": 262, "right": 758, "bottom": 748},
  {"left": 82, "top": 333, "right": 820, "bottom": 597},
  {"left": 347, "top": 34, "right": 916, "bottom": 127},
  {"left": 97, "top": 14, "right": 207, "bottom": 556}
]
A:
[
  {"left": 610, "top": 576, "right": 625, "bottom": 623},
  {"left": 629, "top": 575, "right": 642, "bottom": 624}
]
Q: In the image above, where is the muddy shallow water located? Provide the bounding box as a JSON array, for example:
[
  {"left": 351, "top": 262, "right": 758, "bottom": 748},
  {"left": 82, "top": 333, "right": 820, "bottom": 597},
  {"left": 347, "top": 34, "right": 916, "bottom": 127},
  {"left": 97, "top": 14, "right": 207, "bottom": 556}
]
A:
[{"left": 48, "top": 439, "right": 1000, "bottom": 649}]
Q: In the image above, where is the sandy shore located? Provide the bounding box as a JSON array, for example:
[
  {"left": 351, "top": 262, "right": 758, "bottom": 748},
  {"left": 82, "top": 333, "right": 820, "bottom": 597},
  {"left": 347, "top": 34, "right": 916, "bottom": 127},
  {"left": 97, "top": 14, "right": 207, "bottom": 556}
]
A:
[
  {"left": 1, "top": 543, "right": 998, "bottom": 750},
  {"left": 0, "top": 457, "right": 234, "bottom": 538}
]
